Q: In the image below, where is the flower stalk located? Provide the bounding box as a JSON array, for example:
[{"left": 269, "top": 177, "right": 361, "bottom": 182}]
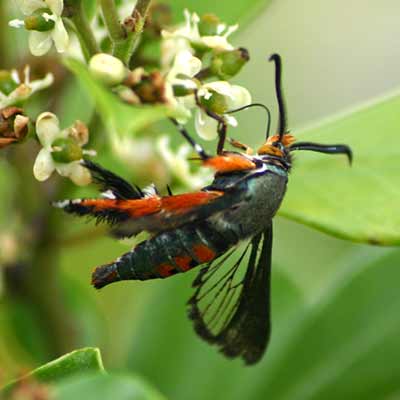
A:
[
  {"left": 69, "top": 3, "right": 99, "bottom": 61},
  {"left": 113, "top": 0, "right": 153, "bottom": 65},
  {"left": 99, "top": 0, "right": 126, "bottom": 45}
]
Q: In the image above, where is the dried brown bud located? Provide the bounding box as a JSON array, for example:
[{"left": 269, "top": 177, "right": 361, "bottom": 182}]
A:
[
  {"left": 0, "top": 107, "right": 29, "bottom": 149},
  {"left": 68, "top": 120, "right": 89, "bottom": 146},
  {"left": 123, "top": 69, "right": 166, "bottom": 104}
]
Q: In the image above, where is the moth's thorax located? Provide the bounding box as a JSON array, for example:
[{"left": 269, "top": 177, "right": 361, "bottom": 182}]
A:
[{"left": 208, "top": 164, "right": 288, "bottom": 240}]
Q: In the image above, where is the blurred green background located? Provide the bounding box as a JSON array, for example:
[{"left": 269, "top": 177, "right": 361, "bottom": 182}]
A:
[{"left": 1, "top": 0, "right": 400, "bottom": 399}]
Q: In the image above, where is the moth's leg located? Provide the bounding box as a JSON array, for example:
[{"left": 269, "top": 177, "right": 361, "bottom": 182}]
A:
[
  {"left": 228, "top": 138, "right": 254, "bottom": 155},
  {"left": 170, "top": 118, "right": 210, "bottom": 160},
  {"left": 216, "top": 121, "right": 227, "bottom": 155}
]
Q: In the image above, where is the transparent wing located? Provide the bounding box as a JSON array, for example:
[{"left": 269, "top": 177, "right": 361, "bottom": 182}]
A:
[{"left": 187, "top": 226, "right": 273, "bottom": 365}]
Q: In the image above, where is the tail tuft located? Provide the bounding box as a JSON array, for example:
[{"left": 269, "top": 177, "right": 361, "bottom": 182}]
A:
[{"left": 91, "top": 263, "right": 120, "bottom": 289}]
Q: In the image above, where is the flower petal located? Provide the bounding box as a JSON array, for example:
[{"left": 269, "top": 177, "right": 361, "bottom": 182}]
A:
[
  {"left": 201, "top": 36, "right": 234, "bottom": 51},
  {"left": 29, "top": 31, "right": 52, "bottom": 56},
  {"left": 195, "top": 109, "right": 218, "bottom": 140},
  {"left": 168, "top": 49, "right": 202, "bottom": 81},
  {"left": 15, "top": 0, "right": 46, "bottom": 15},
  {"left": 45, "top": 0, "right": 63, "bottom": 16},
  {"left": 8, "top": 19, "right": 25, "bottom": 28},
  {"left": 36, "top": 112, "right": 61, "bottom": 147},
  {"left": 225, "top": 114, "right": 238, "bottom": 127},
  {"left": 204, "top": 81, "right": 235, "bottom": 99},
  {"left": 227, "top": 85, "right": 252, "bottom": 109},
  {"left": 33, "top": 148, "right": 55, "bottom": 181},
  {"left": 29, "top": 73, "right": 54, "bottom": 94},
  {"left": 56, "top": 162, "right": 91, "bottom": 186},
  {"left": 52, "top": 18, "right": 69, "bottom": 53}
]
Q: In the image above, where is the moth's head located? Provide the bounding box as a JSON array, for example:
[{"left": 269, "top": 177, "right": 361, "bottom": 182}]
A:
[
  {"left": 227, "top": 54, "right": 352, "bottom": 165},
  {"left": 257, "top": 133, "right": 295, "bottom": 158}
]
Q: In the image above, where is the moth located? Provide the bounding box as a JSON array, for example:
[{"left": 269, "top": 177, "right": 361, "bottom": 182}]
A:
[{"left": 54, "top": 54, "right": 352, "bottom": 364}]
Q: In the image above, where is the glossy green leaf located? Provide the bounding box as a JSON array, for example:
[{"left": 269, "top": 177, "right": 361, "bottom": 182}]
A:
[
  {"left": 248, "top": 248, "right": 400, "bottom": 400},
  {"left": 2, "top": 348, "right": 104, "bottom": 393},
  {"left": 54, "top": 373, "right": 166, "bottom": 400},
  {"left": 280, "top": 91, "right": 400, "bottom": 245},
  {"left": 63, "top": 58, "right": 168, "bottom": 140},
  {"left": 165, "top": 0, "right": 273, "bottom": 26}
]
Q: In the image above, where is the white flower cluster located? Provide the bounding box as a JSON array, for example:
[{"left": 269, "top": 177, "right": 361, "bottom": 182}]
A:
[
  {"left": 162, "top": 10, "right": 251, "bottom": 140},
  {"left": 6, "top": 4, "right": 252, "bottom": 190},
  {"left": 157, "top": 10, "right": 251, "bottom": 186}
]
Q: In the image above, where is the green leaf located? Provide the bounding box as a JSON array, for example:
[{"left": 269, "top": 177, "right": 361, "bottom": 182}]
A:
[
  {"left": 165, "top": 0, "right": 273, "bottom": 26},
  {"left": 280, "top": 91, "right": 400, "bottom": 245},
  {"left": 63, "top": 58, "right": 168, "bottom": 140},
  {"left": 2, "top": 348, "right": 104, "bottom": 393},
  {"left": 54, "top": 373, "right": 166, "bottom": 400},
  {"left": 248, "top": 248, "right": 400, "bottom": 400}
]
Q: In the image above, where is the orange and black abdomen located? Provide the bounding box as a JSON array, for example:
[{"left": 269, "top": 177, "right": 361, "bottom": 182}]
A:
[{"left": 92, "top": 221, "right": 238, "bottom": 289}]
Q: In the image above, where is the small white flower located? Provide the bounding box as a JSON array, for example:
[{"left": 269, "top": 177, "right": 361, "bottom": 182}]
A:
[
  {"left": 157, "top": 135, "right": 212, "bottom": 190},
  {"left": 195, "top": 81, "right": 251, "bottom": 140},
  {"left": 161, "top": 9, "right": 237, "bottom": 65},
  {"left": 164, "top": 49, "right": 202, "bottom": 122},
  {"left": 33, "top": 112, "right": 93, "bottom": 185},
  {"left": 10, "top": 0, "right": 69, "bottom": 56},
  {"left": 0, "top": 65, "right": 53, "bottom": 108}
]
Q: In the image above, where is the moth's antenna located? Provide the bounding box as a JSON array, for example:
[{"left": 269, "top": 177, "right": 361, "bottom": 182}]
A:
[
  {"left": 226, "top": 103, "right": 272, "bottom": 139},
  {"left": 269, "top": 54, "right": 287, "bottom": 141}
]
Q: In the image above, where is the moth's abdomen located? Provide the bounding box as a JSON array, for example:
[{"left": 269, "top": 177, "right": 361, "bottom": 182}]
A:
[{"left": 92, "top": 222, "right": 236, "bottom": 289}]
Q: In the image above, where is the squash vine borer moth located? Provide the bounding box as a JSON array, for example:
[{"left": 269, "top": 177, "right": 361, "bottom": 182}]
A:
[{"left": 54, "top": 54, "right": 352, "bottom": 365}]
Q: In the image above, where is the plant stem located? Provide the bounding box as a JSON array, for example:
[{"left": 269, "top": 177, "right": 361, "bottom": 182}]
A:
[
  {"left": 69, "top": 3, "right": 99, "bottom": 61},
  {"left": 99, "top": 0, "right": 126, "bottom": 46},
  {"left": 113, "top": 0, "right": 153, "bottom": 65}
]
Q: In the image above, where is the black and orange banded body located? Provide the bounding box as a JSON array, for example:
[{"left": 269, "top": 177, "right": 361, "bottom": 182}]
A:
[
  {"left": 92, "top": 220, "right": 236, "bottom": 288},
  {"left": 61, "top": 159, "right": 288, "bottom": 289}
]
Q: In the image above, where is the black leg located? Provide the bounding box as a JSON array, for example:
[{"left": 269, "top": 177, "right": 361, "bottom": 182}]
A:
[
  {"left": 216, "top": 121, "right": 227, "bottom": 155},
  {"left": 169, "top": 118, "right": 210, "bottom": 160}
]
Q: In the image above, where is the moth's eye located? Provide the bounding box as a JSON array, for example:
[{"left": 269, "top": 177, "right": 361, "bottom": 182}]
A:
[{"left": 272, "top": 141, "right": 282, "bottom": 149}]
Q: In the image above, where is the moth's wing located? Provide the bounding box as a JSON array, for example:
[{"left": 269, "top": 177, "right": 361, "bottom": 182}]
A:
[
  {"left": 83, "top": 160, "right": 144, "bottom": 200},
  {"left": 54, "top": 188, "right": 242, "bottom": 236},
  {"left": 188, "top": 225, "right": 273, "bottom": 365},
  {"left": 110, "top": 189, "right": 242, "bottom": 237}
]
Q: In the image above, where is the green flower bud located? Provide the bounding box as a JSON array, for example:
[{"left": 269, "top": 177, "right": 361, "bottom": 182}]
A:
[
  {"left": 198, "top": 14, "right": 221, "bottom": 36},
  {"left": 172, "top": 75, "right": 198, "bottom": 97},
  {"left": 173, "top": 83, "right": 195, "bottom": 97},
  {"left": 24, "top": 8, "right": 55, "bottom": 32},
  {"left": 51, "top": 138, "right": 82, "bottom": 163},
  {"left": 199, "top": 91, "right": 228, "bottom": 114},
  {"left": 210, "top": 47, "right": 250, "bottom": 80},
  {"left": 89, "top": 53, "right": 127, "bottom": 86},
  {"left": 0, "top": 71, "right": 18, "bottom": 95}
]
